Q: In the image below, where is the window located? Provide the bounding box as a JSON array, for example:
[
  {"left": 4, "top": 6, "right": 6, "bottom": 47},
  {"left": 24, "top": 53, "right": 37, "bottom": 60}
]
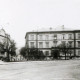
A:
[
  {"left": 45, "top": 51, "right": 49, "bottom": 56},
  {"left": 39, "top": 35, "right": 43, "bottom": 40},
  {"left": 69, "top": 50, "right": 72, "bottom": 54},
  {"left": 68, "top": 41, "right": 72, "bottom": 47},
  {"left": 54, "top": 34, "right": 57, "bottom": 39},
  {"left": 62, "top": 34, "right": 65, "bottom": 39},
  {"left": 30, "top": 42, "right": 34, "bottom": 48},
  {"left": 45, "top": 35, "right": 49, "bottom": 40},
  {"left": 39, "top": 42, "right": 43, "bottom": 48},
  {"left": 54, "top": 34, "right": 57, "bottom": 37},
  {"left": 53, "top": 40, "right": 57, "bottom": 44},
  {"left": 78, "top": 50, "right": 80, "bottom": 56},
  {"left": 45, "top": 42, "right": 49, "bottom": 48},
  {"left": 62, "top": 41, "right": 66, "bottom": 44},
  {"left": 68, "top": 34, "right": 72, "bottom": 39},
  {"left": 30, "top": 35, "right": 34, "bottom": 40},
  {"left": 78, "top": 41, "right": 80, "bottom": 47},
  {"left": 78, "top": 33, "right": 80, "bottom": 39}
]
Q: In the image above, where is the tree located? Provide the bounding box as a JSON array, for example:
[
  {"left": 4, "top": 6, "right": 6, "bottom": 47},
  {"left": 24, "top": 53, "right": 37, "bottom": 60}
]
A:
[
  {"left": 0, "top": 42, "right": 6, "bottom": 55},
  {"left": 28, "top": 48, "right": 45, "bottom": 60},
  {"left": 38, "top": 51, "right": 45, "bottom": 60},
  {"left": 51, "top": 48, "right": 60, "bottom": 59},
  {"left": 58, "top": 42, "right": 71, "bottom": 60},
  {"left": 0, "top": 41, "right": 16, "bottom": 61},
  {"left": 28, "top": 48, "right": 38, "bottom": 60},
  {"left": 20, "top": 47, "right": 45, "bottom": 61},
  {"left": 4, "top": 40, "right": 17, "bottom": 62},
  {"left": 20, "top": 47, "right": 27, "bottom": 58},
  {"left": 9, "top": 40, "right": 16, "bottom": 56}
]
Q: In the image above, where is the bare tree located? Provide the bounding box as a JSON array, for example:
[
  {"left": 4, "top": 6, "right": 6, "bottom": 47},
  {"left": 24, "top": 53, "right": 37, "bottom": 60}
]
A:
[
  {"left": 9, "top": 40, "right": 16, "bottom": 56},
  {"left": 58, "top": 42, "right": 71, "bottom": 60},
  {"left": 6, "top": 40, "right": 17, "bottom": 62}
]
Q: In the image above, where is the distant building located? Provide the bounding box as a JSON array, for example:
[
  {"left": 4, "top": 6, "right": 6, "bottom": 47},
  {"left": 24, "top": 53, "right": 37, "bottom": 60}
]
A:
[{"left": 25, "top": 26, "right": 80, "bottom": 58}]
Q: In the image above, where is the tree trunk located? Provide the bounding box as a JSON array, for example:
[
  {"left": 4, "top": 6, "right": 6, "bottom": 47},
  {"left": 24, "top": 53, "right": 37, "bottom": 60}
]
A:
[
  {"left": 65, "top": 52, "right": 67, "bottom": 60},
  {"left": 7, "top": 51, "right": 10, "bottom": 62}
]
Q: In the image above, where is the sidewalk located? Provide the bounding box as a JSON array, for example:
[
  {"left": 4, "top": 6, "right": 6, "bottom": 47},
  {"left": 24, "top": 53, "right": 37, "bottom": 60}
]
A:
[
  {"left": 0, "top": 60, "right": 8, "bottom": 65},
  {"left": 0, "top": 60, "right": 28, "bottom": 65}
]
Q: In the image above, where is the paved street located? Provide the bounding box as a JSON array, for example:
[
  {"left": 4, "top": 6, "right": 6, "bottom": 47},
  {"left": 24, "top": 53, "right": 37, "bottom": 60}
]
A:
[{"left": 0, "top": 60, "right": 80, "bottom": 80}]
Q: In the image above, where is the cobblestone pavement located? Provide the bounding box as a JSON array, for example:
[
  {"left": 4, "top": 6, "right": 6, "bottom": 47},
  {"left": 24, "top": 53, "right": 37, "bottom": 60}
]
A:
[{"left": 0, "top": 60, "right": 80, "bottom": 80}]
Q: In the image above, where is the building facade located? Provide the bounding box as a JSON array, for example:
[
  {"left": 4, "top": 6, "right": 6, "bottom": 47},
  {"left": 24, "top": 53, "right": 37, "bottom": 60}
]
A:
[
  {"left": 0, "top": 28, "right": 12, "bottom": 58},
  {"left": 25, "top": 28, "right": 80, "bottom": 58}
]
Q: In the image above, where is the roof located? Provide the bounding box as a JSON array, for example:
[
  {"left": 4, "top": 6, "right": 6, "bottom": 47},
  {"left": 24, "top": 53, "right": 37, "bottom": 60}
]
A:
[
  {"left": 30, "top": 25, "right": 74, "bottom": 32},
  {"left": 25, "top": 25, "right": 80, "bottom": 38}
]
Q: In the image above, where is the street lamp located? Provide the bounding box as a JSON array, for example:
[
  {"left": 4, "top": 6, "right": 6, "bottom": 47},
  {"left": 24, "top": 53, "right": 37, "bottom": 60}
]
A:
[{"left": 6, "top": 34, "right": 10, "bottom": 61}]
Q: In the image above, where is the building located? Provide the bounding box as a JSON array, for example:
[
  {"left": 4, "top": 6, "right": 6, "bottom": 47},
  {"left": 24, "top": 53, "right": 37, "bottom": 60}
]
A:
[
  {"left": 0, "top": 28, "right": 11, "bottom": 59},
  {"left": 25, "top": 26, "right": 80, "bottom": 59}
]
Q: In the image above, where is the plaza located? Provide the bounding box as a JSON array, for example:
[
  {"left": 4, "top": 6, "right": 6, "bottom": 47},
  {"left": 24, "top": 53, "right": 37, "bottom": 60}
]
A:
[{"left": 0, "top": 60, "right": 80, "bottom": 80}]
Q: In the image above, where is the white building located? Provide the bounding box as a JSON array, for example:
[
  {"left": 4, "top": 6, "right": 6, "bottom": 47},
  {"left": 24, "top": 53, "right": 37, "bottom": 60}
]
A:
[{"left": 25, "top": 26, "right": 80, "bottom": 58}]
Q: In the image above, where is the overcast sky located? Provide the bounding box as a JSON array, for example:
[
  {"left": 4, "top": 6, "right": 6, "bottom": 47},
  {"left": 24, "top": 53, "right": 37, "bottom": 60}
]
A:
[{"left": 0, "top": 0, "right": 80, "bottom": 48}]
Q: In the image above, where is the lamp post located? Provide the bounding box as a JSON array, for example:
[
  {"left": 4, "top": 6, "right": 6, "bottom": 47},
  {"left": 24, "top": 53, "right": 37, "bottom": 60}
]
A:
[{"left": 6, "top": 34, "right": 10, "bottom": 62}]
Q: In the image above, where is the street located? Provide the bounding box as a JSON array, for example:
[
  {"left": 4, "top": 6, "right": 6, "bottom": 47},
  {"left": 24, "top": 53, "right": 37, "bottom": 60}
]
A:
[{"left": 0, "top": 60, "right": 80, "bottom": 80}]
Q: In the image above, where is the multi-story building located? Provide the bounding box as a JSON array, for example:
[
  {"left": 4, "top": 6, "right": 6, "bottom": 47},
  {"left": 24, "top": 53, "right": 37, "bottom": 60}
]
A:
[
  {"left": 0, "top": 28, "right": 12, "bottom": 58},
  {"left": 25, "top": 26, "right": 80, "bottom": 58}
]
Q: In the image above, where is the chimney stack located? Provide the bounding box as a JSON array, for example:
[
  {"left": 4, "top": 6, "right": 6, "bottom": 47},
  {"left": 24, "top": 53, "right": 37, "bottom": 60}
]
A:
[{"left": 61, "top": 25, "right": 64, "bottom": 30}]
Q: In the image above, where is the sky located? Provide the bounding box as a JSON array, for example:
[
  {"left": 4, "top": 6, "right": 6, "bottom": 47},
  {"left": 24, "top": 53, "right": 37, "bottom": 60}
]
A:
[{"left": 0, "top": 0, "right": 80, "bottom": 48}]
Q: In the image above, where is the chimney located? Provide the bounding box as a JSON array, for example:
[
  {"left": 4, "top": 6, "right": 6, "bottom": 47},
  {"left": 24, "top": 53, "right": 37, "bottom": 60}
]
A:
[
  {"left": 61, "top": 25, "right": 64, "bottom": 30},
  {"left": 50, "top": 27, "right": 52, "bottom": 30}
]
